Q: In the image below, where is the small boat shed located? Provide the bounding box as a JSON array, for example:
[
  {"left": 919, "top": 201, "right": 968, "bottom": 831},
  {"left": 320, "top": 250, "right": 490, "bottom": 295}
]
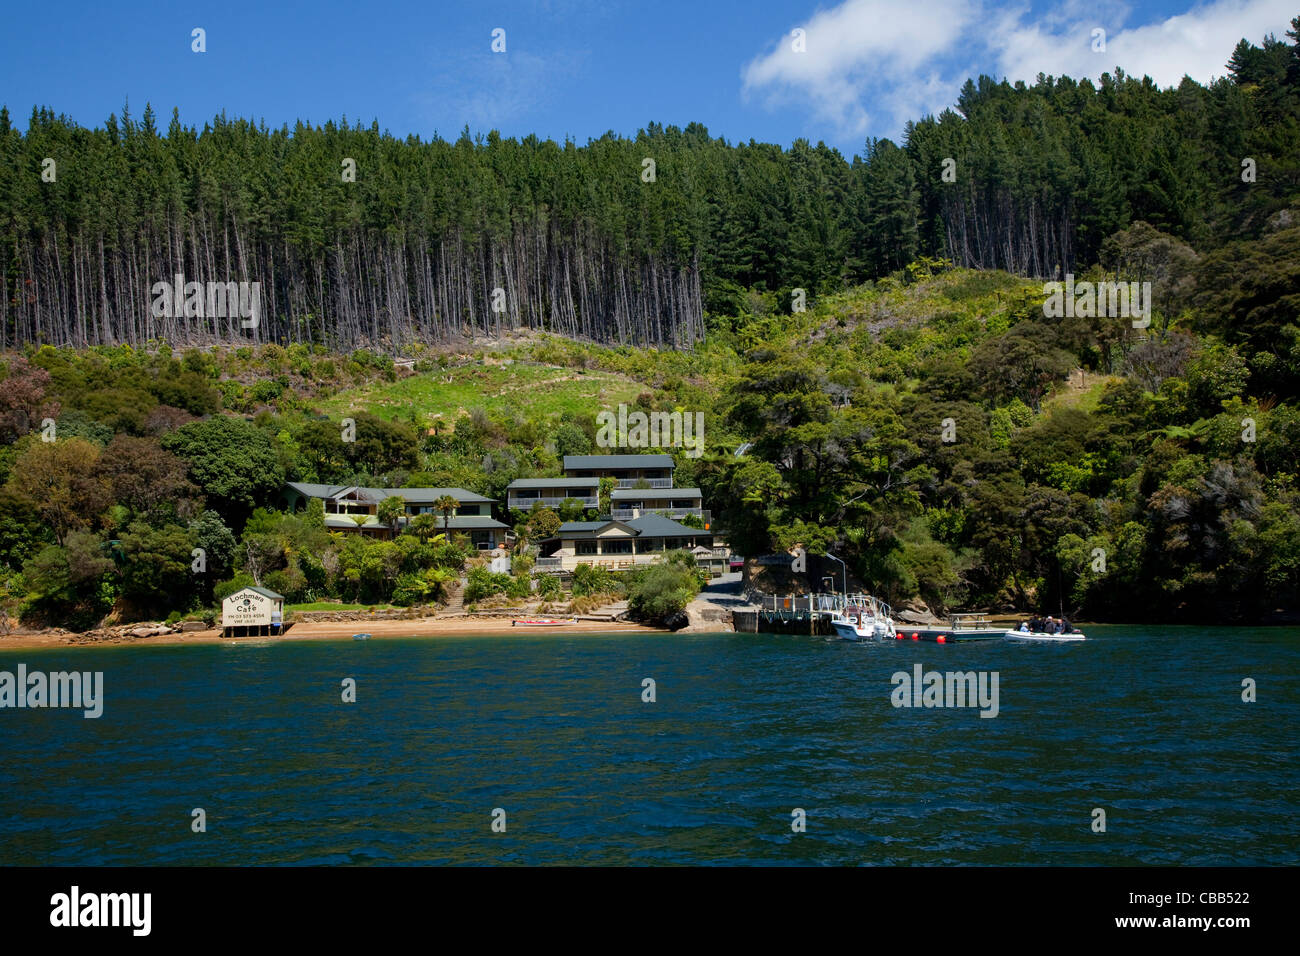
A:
[{"left": 221, "top": 585, "right": 286, "bottom": 638}]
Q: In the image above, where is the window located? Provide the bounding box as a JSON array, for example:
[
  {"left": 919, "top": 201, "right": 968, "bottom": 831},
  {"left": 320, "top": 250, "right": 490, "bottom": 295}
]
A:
[
  {"left": 603, "top": 539, "right": 633, "bottom": 554},
  {"left": 577, "top": 540, "right": 599, "bottom": 555}
]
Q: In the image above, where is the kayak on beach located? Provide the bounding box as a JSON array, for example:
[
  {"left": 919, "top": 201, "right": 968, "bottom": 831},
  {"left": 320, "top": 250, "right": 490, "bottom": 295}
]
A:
[{"left": 512, "top": 618, "right": 579, "bottom": 627}]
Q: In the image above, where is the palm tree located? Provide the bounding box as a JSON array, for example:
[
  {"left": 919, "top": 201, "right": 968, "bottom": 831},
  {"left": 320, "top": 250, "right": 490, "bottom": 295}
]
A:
[
  {"left": 513, "top": 522, "right": 531, "bottom": 554},
  {"left": 433, "top": 494, "right": 459, "bottom": 534},
  {"left": 377, "top": 495, "right": 406, "bottom": 536},
  {"left": 410, "top": 512, "right": 441, "bottom": 543}
]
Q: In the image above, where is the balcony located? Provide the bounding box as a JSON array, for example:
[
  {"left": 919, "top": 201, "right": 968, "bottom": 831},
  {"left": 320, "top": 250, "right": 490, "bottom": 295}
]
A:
[
  {"left": 611, "top": 507, "right": 707, "bottom": 522},
  {"left": 614, "top": 478, "right": 673, "bottom": 489},
  {"left": 507, "top": 495, "right": 598, "bottom": 511},
  {"left": 535, "top": 556, "right": 565, "bottom": 572}
]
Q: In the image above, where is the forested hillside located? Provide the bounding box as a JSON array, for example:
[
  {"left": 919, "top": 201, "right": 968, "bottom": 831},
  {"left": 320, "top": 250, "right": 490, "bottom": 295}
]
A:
[
  {"left": 1, "top": 22, "right": 1298, "bottom": 628},
  {"left": 2, "top": 23, "right": 1298, "bottom": 350}
]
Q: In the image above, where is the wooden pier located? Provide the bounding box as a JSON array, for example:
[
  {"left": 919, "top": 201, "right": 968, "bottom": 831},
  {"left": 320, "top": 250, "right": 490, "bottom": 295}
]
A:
[{"left": 733, "top": 592, "right": 887, "bottom": 634}]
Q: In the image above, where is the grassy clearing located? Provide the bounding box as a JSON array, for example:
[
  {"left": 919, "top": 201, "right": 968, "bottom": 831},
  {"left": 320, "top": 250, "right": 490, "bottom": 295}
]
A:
[
  {"left": 1044, "top": 371, "right": 1115, "bottom": 414},
  {"left": 315, "top": 360, "right": 645, "bottom": 423}
]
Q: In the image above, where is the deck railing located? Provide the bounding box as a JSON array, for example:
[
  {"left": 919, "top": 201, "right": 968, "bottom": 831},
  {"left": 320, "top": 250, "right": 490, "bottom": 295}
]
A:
[
  {"left": 508, "top": 495, "right": 598, "bottom": 511},
  {"left": 751, "top": 591, "right": 891, "bottom": 619},
  {"left": 610, "top": 506, "right": 706, "bottom": 521},
  {"left": 949, "top": 612, "right": 995, "bottom": 630}
]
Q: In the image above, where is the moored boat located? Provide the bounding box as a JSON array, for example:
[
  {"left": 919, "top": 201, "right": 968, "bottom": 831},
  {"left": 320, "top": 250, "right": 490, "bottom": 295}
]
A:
[
  {"left": 353, "top": 632, "right": 371, "bottom": 641},
  {"left": 512, "top": 617, "right": 578, "bottom": 627},
  {"left": 1004, "top": 629, "right": 1086, "bottom": 643},
  {"left": 829, "top": 596, "right": 895, "bottom": 642}
]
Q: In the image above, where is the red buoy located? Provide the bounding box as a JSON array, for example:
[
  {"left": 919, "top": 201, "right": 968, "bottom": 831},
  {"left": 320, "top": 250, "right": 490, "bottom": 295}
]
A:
[
  {"left": 911, "top": 633, "right": 919, "bottom": 640},
  {"left": 895, "top": 633, "right": 903, "bottom": 640},
  {"left": 936, "top": 635, "right": 947, "bottom": 644}
]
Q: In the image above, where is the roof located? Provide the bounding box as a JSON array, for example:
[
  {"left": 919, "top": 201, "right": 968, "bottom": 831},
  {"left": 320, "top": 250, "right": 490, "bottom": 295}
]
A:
[
  {"left": 426, "top": 515, "right": 508, "bottom": 529},
  {"left": 286, "top": 481, "right": 351, "bottom": 498},
  {"left": 555, "top": 521, "right": 611, "bottom": 533},
  {"left": 562, "top": 454, "right": 676, "bottom": 471},
  {"left": 549, "top": 514, "right": 709, "bottom": 541},
  {"left": 610, "top": 487, "right": 702, "bottom": 500},
  {"left": 325, "top": 514, "right": 507, "bottom": 530},
  {"left": 507, "top": 477, "right": 600, "bottom": 490},
  {"left": 392, "top": 488, "right": 495, "bottom": 503},
  {"left": 624, "top": 513, "right": 706, "bottom": 537},
  {"left": 286, "top": 482, "right": 493, "bottom": 504},
  {"left": 226, "top": 585, "right": 284, "bottom": 601}
]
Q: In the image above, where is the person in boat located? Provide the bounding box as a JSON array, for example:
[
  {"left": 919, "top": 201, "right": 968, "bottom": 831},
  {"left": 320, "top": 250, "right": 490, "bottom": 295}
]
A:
[
  {"left": 1019, "top": 620, "right": 1031, "bottom": 632},
  {"left": 1029, "top": 616, "right": 1042, "bottom": 632}
]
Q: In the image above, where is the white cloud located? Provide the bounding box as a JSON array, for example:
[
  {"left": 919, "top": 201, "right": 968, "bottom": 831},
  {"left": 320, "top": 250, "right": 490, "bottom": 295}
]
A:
[
  {"left": 996, "top": 0, "right": 1296, "bottom": 87},
  {"left": 741, "top": 0, "right": 982, "bottom": 138},
  {"left": 742, "top": 0, "right": 1297, "bottom": 144}
]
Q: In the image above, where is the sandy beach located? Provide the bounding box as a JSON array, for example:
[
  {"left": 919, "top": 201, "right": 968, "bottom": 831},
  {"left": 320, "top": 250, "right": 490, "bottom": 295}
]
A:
[{"left": 0, "top": 615, "right": 667, "bottom": 650}]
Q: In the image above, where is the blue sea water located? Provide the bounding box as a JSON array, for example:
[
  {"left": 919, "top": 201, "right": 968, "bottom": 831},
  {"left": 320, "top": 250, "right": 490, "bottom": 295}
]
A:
[{"left": 1, "top": 626, "right": 1296, "bottom": 865}]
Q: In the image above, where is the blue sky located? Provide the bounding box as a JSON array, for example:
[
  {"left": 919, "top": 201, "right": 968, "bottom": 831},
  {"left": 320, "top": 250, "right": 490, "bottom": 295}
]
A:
[{"left": 1, "top": 0, "right": 1294, "bottom": 158}]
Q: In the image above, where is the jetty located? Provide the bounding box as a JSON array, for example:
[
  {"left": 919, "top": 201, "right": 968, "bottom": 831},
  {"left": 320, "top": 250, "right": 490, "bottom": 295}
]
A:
[{"left": 733, "top": 590, "right": 888, "bottom": 634}]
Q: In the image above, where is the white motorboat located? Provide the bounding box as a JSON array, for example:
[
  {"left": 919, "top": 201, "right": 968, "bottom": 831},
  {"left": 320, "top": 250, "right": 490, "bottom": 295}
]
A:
[
  {"left": 830, "top": 597, "right": 895, "bottom": 642},
  {"left": 1003, "top": 629, "right": 1086, "bottom": 643}
]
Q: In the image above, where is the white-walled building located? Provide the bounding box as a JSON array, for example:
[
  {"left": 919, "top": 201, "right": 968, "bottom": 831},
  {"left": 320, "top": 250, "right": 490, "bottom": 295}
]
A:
[{"left": 222, "top": 585, "right": 285, "bottom": 638}]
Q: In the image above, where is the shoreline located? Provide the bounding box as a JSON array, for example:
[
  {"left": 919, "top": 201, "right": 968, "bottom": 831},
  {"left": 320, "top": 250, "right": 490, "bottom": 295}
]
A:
[{"left": 0, "top": 615, "right": 667, "bottom": 651}]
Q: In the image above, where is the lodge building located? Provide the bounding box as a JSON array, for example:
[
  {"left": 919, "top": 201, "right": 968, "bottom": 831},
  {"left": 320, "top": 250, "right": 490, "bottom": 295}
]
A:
[
  {"left": 533, "top": 513, "right": 726, "bottom": 575},
  {"left": 278, "top": 453, "right": 726, "bottom": 572},
  {"left": 505, "top": 454, "right": 706, "bottom": 524},
  {"left": 279, "top": 483, "right": 507, "bottom": 550}
]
